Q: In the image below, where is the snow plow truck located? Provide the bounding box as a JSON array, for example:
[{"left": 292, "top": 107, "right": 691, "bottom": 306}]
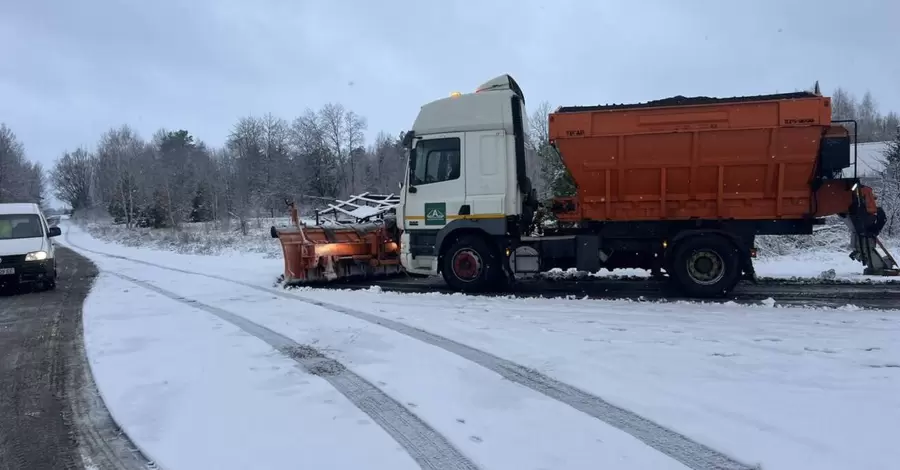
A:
[{"left": 271, "top": 75, "right": 897, "bottom": 298}]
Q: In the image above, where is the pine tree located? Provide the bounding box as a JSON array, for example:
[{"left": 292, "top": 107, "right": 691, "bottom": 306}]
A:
[
  {"left": 878, "top": 127, "right": 900, "bottom": 236},
  {"left": 884, "top": 126, "right": 900, "bottom": 169}
]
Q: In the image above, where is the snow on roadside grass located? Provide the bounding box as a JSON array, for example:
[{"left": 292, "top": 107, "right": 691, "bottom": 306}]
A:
[{"left": 77, "top": 217, "right": 290, "bottom": 257}]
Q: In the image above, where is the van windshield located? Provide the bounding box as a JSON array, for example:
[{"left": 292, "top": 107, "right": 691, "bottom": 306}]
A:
[{"left": 0, "top": 214, "right": 44, "bottom": 240}]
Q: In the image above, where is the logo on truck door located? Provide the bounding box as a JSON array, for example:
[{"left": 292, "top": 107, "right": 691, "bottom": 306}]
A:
[{"left": 424, "top": 202, "right": 446, "bottom": 225}]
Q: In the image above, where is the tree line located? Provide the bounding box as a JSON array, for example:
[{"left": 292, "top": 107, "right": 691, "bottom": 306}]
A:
[
  {"left": 830, "top": 87, "right": 900, "bottom": 143},
  {"left": 50, "top": 104, "right": 409, "bottom": 232},
  {"left": 9, "top": 84, "right": 897, "bottom": 235},
  {"left": 0, "top": 124, "right": 46, "bottom": 206}
]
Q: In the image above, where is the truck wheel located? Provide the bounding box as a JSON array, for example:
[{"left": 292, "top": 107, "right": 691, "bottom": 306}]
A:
[
  {"left": 670, "top": 235, "right": 741, "bottom": 298},
  {"left": 441, "top": 235, "right": 502, "bottom": 293}
]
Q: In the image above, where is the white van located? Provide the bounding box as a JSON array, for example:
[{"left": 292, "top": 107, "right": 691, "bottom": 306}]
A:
[{"left": 0, "top": 203, "right": 62, "bottom": 290}]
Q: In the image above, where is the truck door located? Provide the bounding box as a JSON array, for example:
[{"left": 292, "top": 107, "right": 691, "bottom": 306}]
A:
[{"left": 403, "top": 134, "right": 466, "bottom": 259}]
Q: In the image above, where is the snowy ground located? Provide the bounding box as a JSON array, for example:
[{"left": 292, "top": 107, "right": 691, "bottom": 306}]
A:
[{"left": 60, "top": 221, "right": 899, "bottom": 470}]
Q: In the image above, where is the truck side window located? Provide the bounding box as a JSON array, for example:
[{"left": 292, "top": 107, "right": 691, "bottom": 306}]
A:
[{"left": 410, "top": 137, "right": 460, "bottom": 186}]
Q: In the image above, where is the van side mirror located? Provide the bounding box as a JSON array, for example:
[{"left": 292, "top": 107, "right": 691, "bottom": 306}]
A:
[{"left": 48, "top": 226, "right": 62, "bottom": 238}]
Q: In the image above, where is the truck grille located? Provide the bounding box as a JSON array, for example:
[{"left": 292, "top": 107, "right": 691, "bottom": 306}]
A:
[{"left": 0, "top": 255, "right": 26, "bottom": 266}]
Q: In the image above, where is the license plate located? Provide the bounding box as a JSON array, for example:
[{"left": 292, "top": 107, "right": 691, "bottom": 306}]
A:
[{"left": 0, "top": 268, "right": 14, "bottom": 275}]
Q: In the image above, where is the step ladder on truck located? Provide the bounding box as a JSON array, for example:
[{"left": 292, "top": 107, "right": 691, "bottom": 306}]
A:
[{"left": 271, "top": 75, "right": 898, "bottom": 297}]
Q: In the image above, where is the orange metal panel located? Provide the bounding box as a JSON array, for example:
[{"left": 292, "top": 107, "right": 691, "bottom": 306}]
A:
[{"left": 548, "top": 93, "right": 846, "bottom": 222}]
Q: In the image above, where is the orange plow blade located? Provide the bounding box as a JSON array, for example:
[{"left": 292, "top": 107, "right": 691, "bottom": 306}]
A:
[{"left": 271, "top": 200, "right": 403, "bottom": 286}]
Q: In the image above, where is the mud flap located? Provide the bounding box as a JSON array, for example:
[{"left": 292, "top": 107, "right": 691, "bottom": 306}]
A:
[{"left": 739, "top": 247, "right": 757, "bottom": 283}]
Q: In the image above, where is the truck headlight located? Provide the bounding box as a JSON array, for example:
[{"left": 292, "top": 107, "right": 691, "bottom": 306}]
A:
[{"left": 25, "top": 251, "right": 48, "bottom": 261}]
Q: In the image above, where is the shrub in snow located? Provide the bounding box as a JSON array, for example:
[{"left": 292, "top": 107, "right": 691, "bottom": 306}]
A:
[{"left": 74, "top": 216, "right": 285, "bottom": 257}]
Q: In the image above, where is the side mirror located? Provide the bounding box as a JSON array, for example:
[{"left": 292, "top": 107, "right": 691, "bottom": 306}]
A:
[
  {"left": 408, "top": 186, "right": 417, "bottom": 193},
  {"left": 401, "top": 131, "right": 415, "bottom": 148},
  {"left": 48, "top": 226, "right": 62, "bottom": 238}
]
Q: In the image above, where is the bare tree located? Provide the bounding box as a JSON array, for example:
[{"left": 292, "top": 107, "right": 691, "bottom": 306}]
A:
[
  {"left": 260, "top": 113, "right": 291, "bottom": 217},
  {"left": 367, "top": 131, "right": 406, "bottom": 193},
  {"left": 51, "top": 148, "right": 94, "bottom": 211},
  {"left": 290, "top": 109, "right": 340, "bottom": 202},
  {"left": 93, "top": 125, "right": 147, "bottom": 227},
  {"left": 831, "top": 87, "right": 857, "bottom": 122},
  {"left": 527, "top": 101, "right": 574, "bottom": 200},
  {"left": 318, "top": 103, "right": 367, "bottom": 195},
  {"left": 226, "top": 117, "right": 265, "bottom": 230},
  {"left": 829, "top": 87, "right": 897, "bottom": 143},
  {"left": 857, "top": 91, "right": 879, "bottom": 141}
]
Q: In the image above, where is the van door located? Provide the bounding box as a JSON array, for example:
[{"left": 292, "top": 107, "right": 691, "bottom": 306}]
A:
[{"left": 40, "top": 213, "right": 55, "bottom": 258}]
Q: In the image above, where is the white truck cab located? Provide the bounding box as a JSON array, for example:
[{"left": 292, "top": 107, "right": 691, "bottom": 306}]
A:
[
  {"left": 398, "top": 75, "right": 538, "bottom": 291},
  {"left": 0, "top": 203, "right": 62, "bottom": 290}
]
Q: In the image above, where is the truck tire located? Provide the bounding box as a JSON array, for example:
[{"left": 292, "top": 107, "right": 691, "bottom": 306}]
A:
[
  {"left": 441, "top": 235, "right": 502, "bottom": 293},
  {"left": 670, "top": 234, "right": 741, "bottom": 298}
]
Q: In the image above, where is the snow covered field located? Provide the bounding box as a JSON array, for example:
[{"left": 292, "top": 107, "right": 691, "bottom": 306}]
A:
[{"left": 60, "top": 221, "right": 899, "bottom": 469}]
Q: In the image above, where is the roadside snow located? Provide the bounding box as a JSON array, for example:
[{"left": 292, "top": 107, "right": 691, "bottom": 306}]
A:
[
  {"left": 82, "top": 273, "right": 420, "bottom": 470},
  {"left": 64, "top": 221, "right": 900, "bottom": 470}
]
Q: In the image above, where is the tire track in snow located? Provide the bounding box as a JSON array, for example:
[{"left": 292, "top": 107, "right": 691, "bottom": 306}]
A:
[
  {"left": 65, "top": 232, "right": 753, "bottom": 470},
  {"left": 106, "top": 271, "right": 479, "bottom": 470}
]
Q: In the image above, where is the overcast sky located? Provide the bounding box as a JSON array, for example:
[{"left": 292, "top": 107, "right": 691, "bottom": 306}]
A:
[{"left": 2, "top": 0, "right": 898, "bottom": 178}]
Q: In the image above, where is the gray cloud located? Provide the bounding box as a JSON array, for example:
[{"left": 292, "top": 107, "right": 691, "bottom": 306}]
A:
[{"left": 1, "top": 0, "right": 897, "bottom": 177}]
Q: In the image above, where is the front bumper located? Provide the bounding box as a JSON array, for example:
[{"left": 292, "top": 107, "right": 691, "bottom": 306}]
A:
[{"left": 0, "top": 256, "right": 55, "bottom": 285}]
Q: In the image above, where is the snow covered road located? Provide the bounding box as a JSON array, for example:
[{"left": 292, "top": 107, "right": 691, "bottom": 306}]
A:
[{"left": 61, "top": 221, "right": 900, "bottom": 470}]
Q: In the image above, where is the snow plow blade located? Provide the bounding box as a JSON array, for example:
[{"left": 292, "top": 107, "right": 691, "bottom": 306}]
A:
[{"left": 270, "top": 198, "right": 403, "bottom": 286}]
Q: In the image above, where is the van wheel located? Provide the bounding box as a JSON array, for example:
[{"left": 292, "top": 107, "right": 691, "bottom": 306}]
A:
[
  {"left": 670, "top": 235, "right": 741, "bottom": 298},
  {"left": 441, "top": 235, "right": 502, "bottom": 293}
]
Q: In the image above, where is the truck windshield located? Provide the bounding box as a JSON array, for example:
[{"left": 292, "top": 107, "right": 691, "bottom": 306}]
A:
[{"left": 0, "top": 214, "right": 44, "bottom": 240}]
